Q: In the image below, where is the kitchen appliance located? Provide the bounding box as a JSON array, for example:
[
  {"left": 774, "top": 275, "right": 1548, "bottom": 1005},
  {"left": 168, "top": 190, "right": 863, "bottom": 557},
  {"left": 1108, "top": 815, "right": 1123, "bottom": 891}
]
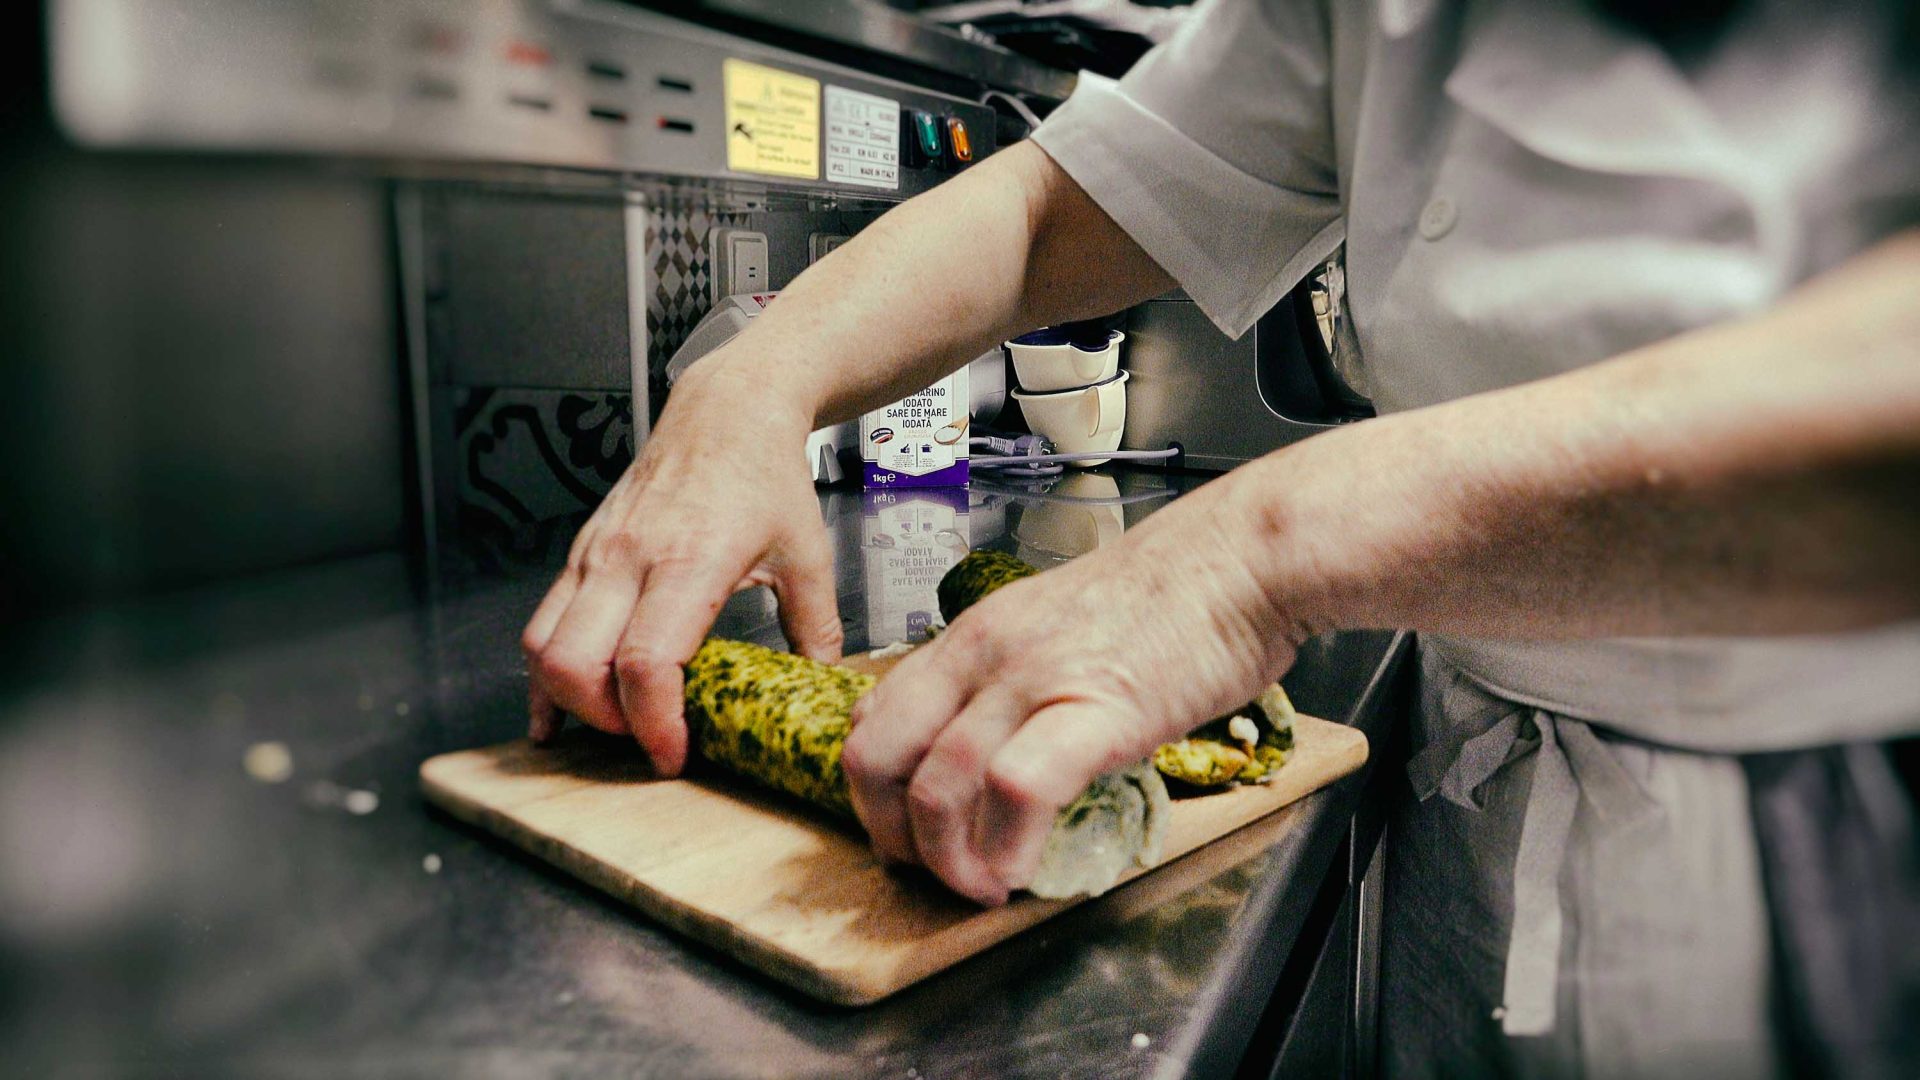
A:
[
  {"left": 44, "top": 0, "right": 1360, "bottom": 569},
  {"left": 1120, "top": 279, "right": 1373, "bottom": 472},
  {"left": 48, "top": 0, "right": 1039, "bottom": 581}
]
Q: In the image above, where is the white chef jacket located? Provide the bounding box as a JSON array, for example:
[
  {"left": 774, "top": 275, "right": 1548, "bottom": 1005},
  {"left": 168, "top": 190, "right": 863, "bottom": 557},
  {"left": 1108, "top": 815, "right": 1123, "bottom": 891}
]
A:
[
  {"left": 1030, "top": 0, "right": 1920, "bottom": 1072},
  {"left": 1031, "top": 0, "right": 1920, "bottom": 749}
]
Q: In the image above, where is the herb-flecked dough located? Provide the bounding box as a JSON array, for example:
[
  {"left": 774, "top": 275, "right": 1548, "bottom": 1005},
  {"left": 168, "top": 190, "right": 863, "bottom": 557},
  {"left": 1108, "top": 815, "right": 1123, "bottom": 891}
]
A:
[
  {"left": 936, "top": 550, "right": 1038, "bottom": 622},
  {"left": 681, "top": 638, "right": 1168, "bottom": 899},
  {"left": 684, "top": 638, "right": 870, "bottom": 816}
]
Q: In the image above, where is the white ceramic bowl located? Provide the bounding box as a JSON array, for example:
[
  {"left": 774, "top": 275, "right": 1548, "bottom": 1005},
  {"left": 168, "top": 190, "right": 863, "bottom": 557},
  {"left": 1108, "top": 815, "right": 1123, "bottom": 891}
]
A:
[
  {"left": 1011, "top": 371, "right": 1128, "bottom": 468},
  {"left": 1006, "top": 330, "right": 1124, "bottom": 393}
]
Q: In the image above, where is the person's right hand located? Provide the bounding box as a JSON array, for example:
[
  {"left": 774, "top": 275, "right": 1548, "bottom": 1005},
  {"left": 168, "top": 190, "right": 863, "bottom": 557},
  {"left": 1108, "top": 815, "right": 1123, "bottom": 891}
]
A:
[{"left": 519, "top": 360, "right": 845, "bottom": 773}]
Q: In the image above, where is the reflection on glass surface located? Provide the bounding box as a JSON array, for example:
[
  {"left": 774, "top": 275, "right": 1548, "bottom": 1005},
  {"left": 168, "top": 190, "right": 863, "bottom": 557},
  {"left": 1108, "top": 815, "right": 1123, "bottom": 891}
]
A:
[
  {"left": 861, "top": 488, "right": 970, "bottom": 646},
  {"left": 1013, "top": 472, "right": 1126, "bottom": 564}
]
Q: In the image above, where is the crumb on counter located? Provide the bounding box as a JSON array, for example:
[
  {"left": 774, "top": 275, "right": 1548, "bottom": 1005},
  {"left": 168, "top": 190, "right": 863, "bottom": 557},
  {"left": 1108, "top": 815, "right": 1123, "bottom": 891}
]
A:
[{"left": 242, "top": 741, "right": 294, "bottom": 784}]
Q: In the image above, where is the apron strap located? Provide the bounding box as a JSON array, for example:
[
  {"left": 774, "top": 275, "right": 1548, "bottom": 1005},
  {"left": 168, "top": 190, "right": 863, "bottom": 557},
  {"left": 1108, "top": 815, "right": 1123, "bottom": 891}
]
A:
[{"left": 1410, "top": 705, "right": 1662, "bottom": 1036}]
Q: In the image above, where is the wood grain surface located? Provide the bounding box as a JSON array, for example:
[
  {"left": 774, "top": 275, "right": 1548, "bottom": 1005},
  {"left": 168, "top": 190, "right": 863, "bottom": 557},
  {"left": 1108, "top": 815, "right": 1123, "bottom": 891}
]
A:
[{"left": 420, "top": 651, "right": 1368, "bottom": 1005}]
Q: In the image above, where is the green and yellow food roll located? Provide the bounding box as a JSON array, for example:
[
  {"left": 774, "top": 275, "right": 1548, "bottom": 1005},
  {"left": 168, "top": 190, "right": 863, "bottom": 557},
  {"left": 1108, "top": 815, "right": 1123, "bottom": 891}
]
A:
[
  {"left": 936, "top": 549, "right": 1038, "bottom": 622},
  {"left": 936, "top": 551, "right": 1297, "bottom": 790},
  {"left": 682, "top": 638, "right": 1168, "bottom": 899}
]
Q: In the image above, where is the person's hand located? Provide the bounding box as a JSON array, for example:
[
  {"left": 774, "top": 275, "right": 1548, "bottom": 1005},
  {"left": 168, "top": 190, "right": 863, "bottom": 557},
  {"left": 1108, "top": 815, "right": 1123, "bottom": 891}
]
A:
[
  {"left": 840, "top": 477, "right": 1305, "bottom": 905},
  {"left": 520, "top": 361, "right": 844, "bottom": 773}
]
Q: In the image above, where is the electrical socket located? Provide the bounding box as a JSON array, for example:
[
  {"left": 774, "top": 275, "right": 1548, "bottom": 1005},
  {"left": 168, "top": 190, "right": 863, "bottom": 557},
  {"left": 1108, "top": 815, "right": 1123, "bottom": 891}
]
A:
[
  {"left": 808, "top": 232, "right": 850, "bottom": 264},
  {"left": 709, "top": 226, "right": 769, "bottom": 304}
]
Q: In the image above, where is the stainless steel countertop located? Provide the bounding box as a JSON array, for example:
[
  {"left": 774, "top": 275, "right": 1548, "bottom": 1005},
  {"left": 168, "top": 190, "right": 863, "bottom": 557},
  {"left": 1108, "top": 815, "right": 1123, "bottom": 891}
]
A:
[{"left": 0, "top": 468, "right": 1407, "bottom": 1078}]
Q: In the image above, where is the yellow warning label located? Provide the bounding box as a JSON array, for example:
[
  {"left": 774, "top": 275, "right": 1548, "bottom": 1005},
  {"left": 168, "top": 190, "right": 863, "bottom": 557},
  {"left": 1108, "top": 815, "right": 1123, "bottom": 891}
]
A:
[{"left": 723, "top": 59, "right": 820, "bottom": 180}]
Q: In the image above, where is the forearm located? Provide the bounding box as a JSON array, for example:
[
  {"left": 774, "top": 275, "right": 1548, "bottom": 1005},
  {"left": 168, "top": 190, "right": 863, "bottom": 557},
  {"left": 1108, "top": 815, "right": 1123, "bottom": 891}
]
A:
[
  {"left": 687, "top": 141, "right": 1173, "bottom": 428},
  {"left": 1241, "top": 230, "right": 1920, "bottom": 642}
]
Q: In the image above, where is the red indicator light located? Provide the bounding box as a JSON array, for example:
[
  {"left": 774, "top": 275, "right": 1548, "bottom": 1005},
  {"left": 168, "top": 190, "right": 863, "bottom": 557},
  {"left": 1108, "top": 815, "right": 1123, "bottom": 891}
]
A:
[{"left": 504, "top": 40, "right": 553, "bottom": 67}]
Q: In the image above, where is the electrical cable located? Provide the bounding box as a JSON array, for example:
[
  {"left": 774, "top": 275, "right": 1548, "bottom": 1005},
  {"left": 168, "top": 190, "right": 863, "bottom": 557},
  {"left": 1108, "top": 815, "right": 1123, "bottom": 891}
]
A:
[
  {"left": 980, "top": 89, "right": 1044, "bottom": 131},
  {"left": 967, "top": 434, "right": 1179, "bottom": 478},
  {"left": 970, "top": 475, "right": 1177, "bottom": 505}
]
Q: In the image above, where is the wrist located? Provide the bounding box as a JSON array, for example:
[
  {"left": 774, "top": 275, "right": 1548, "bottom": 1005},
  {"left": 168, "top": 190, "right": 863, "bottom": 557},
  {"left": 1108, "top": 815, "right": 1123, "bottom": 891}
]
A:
[
  {"left": 1223, "top": 425, "right": 1407, "bottom": 640},
  {"left": 668, "top": 350, "right": 819, "bottom": 439}
]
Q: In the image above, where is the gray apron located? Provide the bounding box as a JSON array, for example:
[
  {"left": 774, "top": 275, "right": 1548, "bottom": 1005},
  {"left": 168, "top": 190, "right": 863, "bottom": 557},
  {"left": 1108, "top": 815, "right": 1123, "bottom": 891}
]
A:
[
  {"left": 1022, "top": 0, "right": 1920, "bottom": 1067},
  {"left": 1380, "top": 644, "right": 1920, "bottom": 1078}
]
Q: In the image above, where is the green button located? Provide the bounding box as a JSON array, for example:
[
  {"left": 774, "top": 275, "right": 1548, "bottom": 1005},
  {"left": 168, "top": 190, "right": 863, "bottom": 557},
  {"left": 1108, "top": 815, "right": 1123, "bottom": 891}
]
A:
[{"left": 914, "top": 112, "right": 942, "bottom": 157}]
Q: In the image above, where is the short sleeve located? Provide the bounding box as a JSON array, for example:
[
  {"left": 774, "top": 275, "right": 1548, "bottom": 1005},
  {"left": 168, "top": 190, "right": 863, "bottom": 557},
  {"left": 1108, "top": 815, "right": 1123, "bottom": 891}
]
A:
[{"left": 1029, "top": 0, "right": 1345, "bottom": 338}]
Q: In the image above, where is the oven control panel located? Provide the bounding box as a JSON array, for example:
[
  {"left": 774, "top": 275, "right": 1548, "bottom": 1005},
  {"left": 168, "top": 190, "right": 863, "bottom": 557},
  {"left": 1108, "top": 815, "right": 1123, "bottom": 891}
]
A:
[{"left": 51, "top": 0, "right": 997, "bottom": 197}]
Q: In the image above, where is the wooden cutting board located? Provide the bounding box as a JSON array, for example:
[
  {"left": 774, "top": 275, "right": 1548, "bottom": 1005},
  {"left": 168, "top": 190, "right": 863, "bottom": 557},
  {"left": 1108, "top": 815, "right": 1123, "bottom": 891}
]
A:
[{"left": 421, "top": 652, "right": 1368, "bottom": 1005}]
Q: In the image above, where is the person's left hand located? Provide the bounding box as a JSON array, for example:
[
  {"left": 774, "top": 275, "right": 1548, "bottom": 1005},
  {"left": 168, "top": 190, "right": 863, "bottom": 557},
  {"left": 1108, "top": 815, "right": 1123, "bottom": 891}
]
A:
[{"left": 840, "top": 475, "right": 1307, "bottom": 905}]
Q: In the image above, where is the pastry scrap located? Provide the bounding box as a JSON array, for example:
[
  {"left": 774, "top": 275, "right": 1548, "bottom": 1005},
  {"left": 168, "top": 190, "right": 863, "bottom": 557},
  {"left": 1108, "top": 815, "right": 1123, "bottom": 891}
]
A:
[
  {"left": 1154, "top": 686, "right": 1295, "bottom": 788},
  {"left": 682, "top": 638, "right": 1168, "bottom": 899},
  {"left": 1029, "top": 764, "right": 1169, "bottom": 899},
  {"left": 1151, "top": 736, "right": 1250, "bottom": 788},
  {"left": 937, "top": 550, "right": 1298, "bottom": 791}
]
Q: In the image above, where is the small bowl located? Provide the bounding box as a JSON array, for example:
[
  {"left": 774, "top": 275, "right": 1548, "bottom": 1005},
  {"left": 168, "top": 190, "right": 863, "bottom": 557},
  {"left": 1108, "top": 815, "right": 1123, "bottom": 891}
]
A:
[
  {"left": 1006, "top": 329, "right": 1124, "bottom": 393},
  {"left": 1010, "top": 371, "right": 1128, "bottom": 468}
]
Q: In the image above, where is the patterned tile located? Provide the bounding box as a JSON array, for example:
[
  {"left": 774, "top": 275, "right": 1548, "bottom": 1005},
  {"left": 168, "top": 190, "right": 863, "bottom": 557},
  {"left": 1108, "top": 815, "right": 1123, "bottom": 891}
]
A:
[
  {"left": 643, "top": 202, "right": 748, "bottom": 419},
  {"left": 438, "top": 386, "right": 637, "bottom": 578}
]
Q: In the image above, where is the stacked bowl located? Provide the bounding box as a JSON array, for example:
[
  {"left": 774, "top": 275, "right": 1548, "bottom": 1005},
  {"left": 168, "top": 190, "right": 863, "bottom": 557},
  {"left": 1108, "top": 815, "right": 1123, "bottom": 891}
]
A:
[{"left": 1005, "top": 324, "right": 1128, "bottom": 467}]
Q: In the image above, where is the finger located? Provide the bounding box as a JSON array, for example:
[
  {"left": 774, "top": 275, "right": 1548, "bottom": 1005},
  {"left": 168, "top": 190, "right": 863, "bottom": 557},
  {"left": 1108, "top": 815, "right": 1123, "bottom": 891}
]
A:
[
  {"left": 613, "top": 557, "right": 745, "bottom": 777},
  {"left": 975, "top": 699, "right": 1139, "bottom": 893},
  {"left": 770, "top": 532, "right": 844, "bottom": 664},
  {"left": 528, "top": 681, "right": 562, "bottom": 744},
  {"left": 905, "top": 694, "right": 1024, "bottom": 905},
  {"left": 842, "top": 643, "right": 973, "bottom": 866},
  {"left": 533, "top": 574, "right": 640, "bottom": 736},
  {"left": 521, "top": 568, "right": 580, "bottom": 659},
  {"left": 523, "top": 572, "right": 580, "bottom": 741}
]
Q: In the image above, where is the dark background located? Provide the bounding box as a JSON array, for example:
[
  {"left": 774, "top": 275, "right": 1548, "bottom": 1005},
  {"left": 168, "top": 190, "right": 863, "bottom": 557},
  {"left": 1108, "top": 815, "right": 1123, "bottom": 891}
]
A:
[{"left": 2, "top": 6, "right": 412, "bottom": 618}]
